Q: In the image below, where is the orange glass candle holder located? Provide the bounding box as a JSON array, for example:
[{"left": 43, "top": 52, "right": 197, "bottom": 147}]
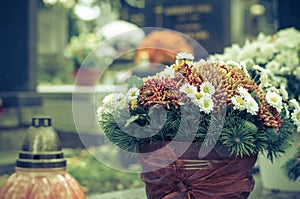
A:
[{"left": 0, "top": 117, "right": 86, "bottom": 199}]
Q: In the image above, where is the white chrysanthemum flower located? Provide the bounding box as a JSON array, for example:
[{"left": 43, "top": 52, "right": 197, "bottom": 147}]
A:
[
  {"left": 176, "top": 52, "right": 194, "bottom": 61},
  {"left": 277, "top": 51, "right": 299, "bottom": 71},
  {"left": 199, "top": 95, "right": 214, "bottom": 114},
  {"left": 231, "top": 95, "right": 246, "bottom": 111},
  {"left": 102, "top": 93, "right": 127, "bottom": 110},
  {"left": 200, "top": 81, "right": 215, "bottom": 96},
  {"left": 244, "top": 96, "right": 259, "bottom": 115},
  {"left": 190, "top": 97, "right": 200, "bottom": 107},
  {"left": 243, "top": 58, "right": 255, "bottom": 68},
  {"left": 293, "top": 66, "right": 300, "bottom": 80},
  {"left": 279, "top": 67, "right": 291, "bottom": 75},
  {"left": 224, "top": 44, "right": 241, "bottom": 59},
  {"left": 280, "top": 85, "right": 289, "bottom": 101},
  {"left": 226, "top": 60, "right": 241, "bottom": 68},
  {"left": 102, "top": 94, "right": 115, "bottom": 106},
  {"left": 237, "top": 87, "right": 251, "bottom": 98},
  {"left": 253, "top": 65, "right": 270, "bottom": 74},
  {"left": 189, "top": 91, "right": 205, "bottom": 106},
  {"left": 158, "top": 65, "right": 175, "bottom": 79},
  {"left": 283, "top": 103, "right": 290, "bottom": 118},
  {"left": 189, "top": 61, "right": 199, "bottom": 71},
  {"left": 194, "top": 91, "right": 204, "bottom": 100},
  {"left": 238, "top": 41, "right": 259, "bottom": 61},
  {"left": 290, "top": 99, "right": 300, "bottom": 109},
  {"left": 266, "top": 91, "right": 283, "bottom": 113},
  {"left": 126, "top": 87, "right": 140, "bottom": 100},
  {"left": 180, "top": 83, "right": 197, "bottom": 95},
  {"left": 259, "top": 73, "right": 272, "bottom": 88},
  {"left": 240, "top": 61, "right": 251, "bottom": 77},
  {"left": 291, "top": 108, "right": 300, "bottom": 132},
  {"left": 257, "top": 43, "right": 276, "bottom": 62},
  {"left": 96, "top": 106, "right": 109, "bottom": 119},
  {"left": 265, "top": 60, "right": 281, "bottom": 74},
  {"left": 195, "top": 59, "right": 206, "bottom": 66},
  {"left": 216, "top": 60, "right": 226, "bottom": 65},
  {"left": 268, "top": 86, "right": 279, "bottom": 93}
]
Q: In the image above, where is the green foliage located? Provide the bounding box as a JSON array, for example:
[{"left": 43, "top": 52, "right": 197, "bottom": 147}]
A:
[
  {"left": 282, "top": 147, "right": 300, "bottom": 181},
  {"left": 99, "top": 112, "right": 139, "bottom": 152},
  {"left": 263, "top": 116, "right": 295, "bottom": 161},
  {"left": 99, "top": 103, "right": 295, "bottom": 158},
  {"left": 220, "top": 122, "right": 256, "bottom": 157}
]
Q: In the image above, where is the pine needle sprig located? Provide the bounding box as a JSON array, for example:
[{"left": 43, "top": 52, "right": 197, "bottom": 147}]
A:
[
  {"left": 220, "top": 127, "right": 256, "bottom": 157},
  {"left": 263, "top": 117, "right": 295, "bottom": 161},
  {"left": 282, "top": 149, "right": 300, "bottom": 181},
  {"left": 220, "top": 114, "right": 257, "bottom": 157}
]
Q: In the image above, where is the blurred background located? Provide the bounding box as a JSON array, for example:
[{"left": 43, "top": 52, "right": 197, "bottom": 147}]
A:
[{"left": 0, "top": 0, "right": 299, "bottom": 198}]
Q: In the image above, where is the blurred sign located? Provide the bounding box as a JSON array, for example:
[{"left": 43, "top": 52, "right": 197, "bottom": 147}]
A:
[{"left": 121, "top": 0, "right": 231, "bottom": 53}]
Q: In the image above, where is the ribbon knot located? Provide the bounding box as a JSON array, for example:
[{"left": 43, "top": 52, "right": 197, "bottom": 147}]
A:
[{"left": 177, "top": 181, "right": 189, "bottom": 193}]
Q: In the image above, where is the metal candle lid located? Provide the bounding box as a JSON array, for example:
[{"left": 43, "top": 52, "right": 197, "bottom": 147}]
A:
[{"left": 16, "top": 117, "right": 66, "bottom": 168}]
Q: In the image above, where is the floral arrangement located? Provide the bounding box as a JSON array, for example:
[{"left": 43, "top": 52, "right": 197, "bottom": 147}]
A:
[
  {"left": 97, "top": 52, "right": 299, "bottom": 160},
  {"left": 210, "top": 28, "right": 300, "bottom": 100},
  {"left": 134, "top": 30, "right": 194, "bottom": 66},
  {"left": 64, "top": 33, "right": 102, "bottom": 68}
]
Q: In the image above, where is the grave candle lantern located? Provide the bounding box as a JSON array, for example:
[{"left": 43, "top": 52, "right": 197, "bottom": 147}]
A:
[{"left": 0, "top": 117, "right": 86, "bottom": 199}]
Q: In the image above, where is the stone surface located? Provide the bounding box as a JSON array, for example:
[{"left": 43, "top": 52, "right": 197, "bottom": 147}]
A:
[{"left": 88, "top": 188, "right": 146, "bottom": 199}]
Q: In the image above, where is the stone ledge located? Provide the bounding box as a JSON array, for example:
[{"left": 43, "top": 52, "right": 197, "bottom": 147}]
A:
[{"left": 87, "top": 188, "right": 146, "bottom": 199}]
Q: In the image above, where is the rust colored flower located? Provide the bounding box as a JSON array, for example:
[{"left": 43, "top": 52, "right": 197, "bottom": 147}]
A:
[
  {"left": 175, "top": 60, "right": 282, "bottom": 130},
  {"left": 135, "top": 30, "right": 194, "bottom": 65},
  {"left": 217, "top": 64, "right": 258, "bottom": 102},
  {"left": 176, "top": 62, "right": 258, "bottom": 111},
  {"left": 193, "top": 62, "right": 228, "bottom": 111},
  {"left": 139, "top": 76, "right": 187, "bottom": 109},
  {"left": 258, "top": 93, "right": 282, "bottom": 131}
]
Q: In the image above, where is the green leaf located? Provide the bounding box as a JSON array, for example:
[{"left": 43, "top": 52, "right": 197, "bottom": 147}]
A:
[
  {"left": 125, "top": 115, "right": 140, "bottom": 127},
  {"left": 251, "top": 90, "right": 257, "bottom": 98},
  {"left": 265, "top": 128, "right": 279, "bottom": 142},
  {"left": 125, "top": 75, "right": 143, "bottom": 88},
  {"left": 242, "top": 121, "right": 258, "bottom": 134}
]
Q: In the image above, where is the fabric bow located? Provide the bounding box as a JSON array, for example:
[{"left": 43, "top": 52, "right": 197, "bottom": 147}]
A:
[{"left": 139, "top": 142, "right": 257, "bottom": 199}]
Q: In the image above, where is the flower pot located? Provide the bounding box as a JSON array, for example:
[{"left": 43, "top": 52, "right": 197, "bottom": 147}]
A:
[
  {"left": 139, "top": 142, "right": 257, "bottom": 199},
  {"left": 258, "top": 132, "right": 300, "bottom": 191},
  {"left": 73, "top": 67, "right": 101, "bottom": 86}
]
